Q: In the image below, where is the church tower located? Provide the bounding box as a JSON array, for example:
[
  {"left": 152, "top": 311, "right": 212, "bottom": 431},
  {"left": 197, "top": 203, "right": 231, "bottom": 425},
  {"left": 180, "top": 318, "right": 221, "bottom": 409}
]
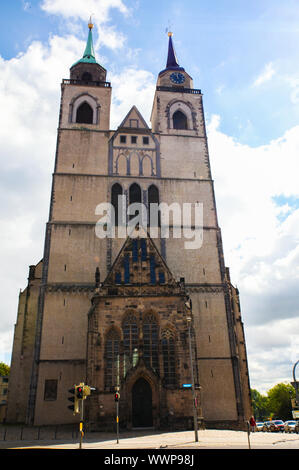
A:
[{"left": 6, "top": 26, "right": 251, "bottom": 430}]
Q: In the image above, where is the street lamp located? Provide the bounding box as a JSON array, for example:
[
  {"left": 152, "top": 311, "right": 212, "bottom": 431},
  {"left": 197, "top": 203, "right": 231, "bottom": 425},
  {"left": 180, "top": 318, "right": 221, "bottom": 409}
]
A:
[
  {"left": 185, "top": 297, "right": 198, "bottom": 443},
  {"left": 292, "top": 360, "right": 299, "bottom": 404}
]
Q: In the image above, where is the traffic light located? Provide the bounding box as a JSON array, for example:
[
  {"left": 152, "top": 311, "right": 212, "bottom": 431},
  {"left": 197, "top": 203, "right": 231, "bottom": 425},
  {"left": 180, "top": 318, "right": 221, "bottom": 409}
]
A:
[
  {"left": 83, "top": 385, "right": 91, "bottom": 399},
  {"left": 115, "top": 392, "right": 120, "bottom": 402},
  {"left": 68, "top": 386, "right": 79, "bottom": 414},
  {"left": 76, "top": 385, "right": 83, "bottom": 400}
]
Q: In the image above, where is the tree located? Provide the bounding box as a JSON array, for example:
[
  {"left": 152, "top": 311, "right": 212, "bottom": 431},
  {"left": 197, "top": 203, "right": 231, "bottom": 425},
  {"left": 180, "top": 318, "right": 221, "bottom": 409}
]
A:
[
  {"left": 251, "top": 388, "right": 270, "bottom": 421},
  {"left": 0, "top": 362, "right": 10, "bottom": 376},
  {"left": 267, "top": 383, "right": 295, "bottom": 421}
]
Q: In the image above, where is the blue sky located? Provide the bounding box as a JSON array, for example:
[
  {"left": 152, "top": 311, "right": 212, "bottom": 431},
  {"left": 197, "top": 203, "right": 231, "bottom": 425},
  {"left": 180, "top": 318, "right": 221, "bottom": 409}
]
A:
[
  {"left": 3, "top": 0, "right": 299, "bottom": 146},
  {"left": 0, "top": 0, "right": 299, "bottom": 394}
]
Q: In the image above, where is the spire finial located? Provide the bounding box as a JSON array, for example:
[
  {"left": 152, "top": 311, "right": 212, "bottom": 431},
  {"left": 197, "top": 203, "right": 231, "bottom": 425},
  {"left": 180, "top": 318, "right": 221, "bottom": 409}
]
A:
[{"left": 88, "top": 15, "right": 94, "bottom": 30}]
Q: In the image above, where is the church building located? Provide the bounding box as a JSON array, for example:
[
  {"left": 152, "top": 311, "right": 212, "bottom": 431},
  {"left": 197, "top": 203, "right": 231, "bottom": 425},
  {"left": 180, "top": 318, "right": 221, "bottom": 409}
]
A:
[{"left": 6, "top": 22, "right": 252, "bottom": 430}]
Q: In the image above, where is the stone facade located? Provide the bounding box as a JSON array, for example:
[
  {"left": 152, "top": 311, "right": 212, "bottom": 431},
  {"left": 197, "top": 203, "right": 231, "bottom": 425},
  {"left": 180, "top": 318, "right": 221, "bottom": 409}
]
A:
[
  {"left": 6, "top": 28, "right": 252, "bottom": 430},
  {"left": 85, "top": 233, "right": 201, "bottom": 430}
]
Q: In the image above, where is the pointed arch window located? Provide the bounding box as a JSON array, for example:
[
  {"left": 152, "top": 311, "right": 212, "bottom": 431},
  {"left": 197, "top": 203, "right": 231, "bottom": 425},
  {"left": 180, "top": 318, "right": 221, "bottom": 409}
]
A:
[
  {"left": 162, "top": 330, "right": 176, "bottom": 386},
  {"left": 104, "top": 328, "right": 120, "bottom": 389},
  {"left": 111, "top": 183, "right": 123, "bottom": 226},
  {"left": 76, "top": 101, "right": 93, "bottom": 124},
  {"left": 143, "top": 314, "right": 159, "bottom": 373},
  {"left": 123, "top": 314, "right": 139, "bottom": 376},
  {"left": 129, "top": 183, "right": 142, "bottom": 205},
  {"left": 129, "top": 183, "right": 142, "bottom": 222},
  {"left": 148, "top": 184, "right": 160, "bottom": 227},
  {"left": 173, "top": 110, "right": 188, "bottom": 130}
]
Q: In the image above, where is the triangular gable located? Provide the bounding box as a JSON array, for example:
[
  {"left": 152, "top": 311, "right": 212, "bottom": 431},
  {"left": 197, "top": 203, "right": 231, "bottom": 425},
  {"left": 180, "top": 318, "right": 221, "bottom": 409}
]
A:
[
  {"left": 117, "top": 105, "right": 150, "bottom": 130},
  {"left": 103, "top": 229, "right": 176, "bottom": 287}
]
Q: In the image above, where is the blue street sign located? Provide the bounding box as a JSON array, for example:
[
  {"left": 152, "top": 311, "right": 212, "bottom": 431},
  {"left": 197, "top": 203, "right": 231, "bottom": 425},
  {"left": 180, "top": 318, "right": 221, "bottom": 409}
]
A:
[{"left": 182, "top": 384, "right": 192, "bottom": 388}]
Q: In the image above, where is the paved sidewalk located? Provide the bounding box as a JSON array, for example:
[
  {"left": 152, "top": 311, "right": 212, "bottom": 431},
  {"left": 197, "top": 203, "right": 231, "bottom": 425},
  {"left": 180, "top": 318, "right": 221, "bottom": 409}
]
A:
[{"left": 2, "top": 429, "right": 299, "bottom": 449}]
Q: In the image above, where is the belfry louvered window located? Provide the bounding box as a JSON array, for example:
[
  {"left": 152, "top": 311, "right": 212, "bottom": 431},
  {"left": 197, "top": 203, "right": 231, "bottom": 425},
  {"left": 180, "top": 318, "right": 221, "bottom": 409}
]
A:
[
  {"left": 76, "top": 101, "right": 93, "bottom": 124},
  {"left": 173, "top": 110, "right": 188, "bottom": 130},
  {"left": 162, "top": 330, "right": 176, "bottom": 386},
  {"left": 143, "top": 314, "right": 159, "bottom": 373},
  {"left": 104, "top": 329, "right": 120, "bottom": 389},
  {"left": 123, "top": 314, "right": 138, "bottom": 376}
]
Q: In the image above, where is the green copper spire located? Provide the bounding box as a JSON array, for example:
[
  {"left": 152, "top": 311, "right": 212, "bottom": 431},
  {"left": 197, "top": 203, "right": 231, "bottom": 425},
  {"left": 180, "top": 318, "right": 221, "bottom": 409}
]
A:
[
  {"left": 82, "top": 21, "right": 96, "bottom": 61},
  {"left": 71, "top": 19, "right": 99, "bottom": 67}
]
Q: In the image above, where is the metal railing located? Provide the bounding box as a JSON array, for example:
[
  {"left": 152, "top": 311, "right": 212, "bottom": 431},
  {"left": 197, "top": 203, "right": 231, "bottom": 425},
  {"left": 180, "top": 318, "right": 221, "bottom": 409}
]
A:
[
  {"left": 156, "top": 86, "right": 201, "bottom": 94},
  {"left": 62, "top": 79, "right": 111, "bottom": 88}
]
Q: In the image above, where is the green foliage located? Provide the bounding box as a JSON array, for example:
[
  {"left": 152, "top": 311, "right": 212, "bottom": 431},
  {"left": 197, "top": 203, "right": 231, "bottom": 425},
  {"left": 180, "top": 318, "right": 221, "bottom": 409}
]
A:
[
  {"left": 251, "top": 382, "right": 296, "bottom": 421},
  {"left": 251, "top": 388, "right": 270, "bottom": 421},
  {"left": 267, "top": 383, "right": 295, "bottom": 421},
  {"left": 0, "top": 362, "right": 10, "bottom": 376}
]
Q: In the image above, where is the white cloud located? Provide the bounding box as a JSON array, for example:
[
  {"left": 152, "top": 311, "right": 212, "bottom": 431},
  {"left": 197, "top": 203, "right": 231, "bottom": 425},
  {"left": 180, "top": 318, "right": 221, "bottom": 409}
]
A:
[
  {"left": 41, "top": 0, "right": 129, "bottom": 50},
  {"left": 253, "top": 62, "right": 275, "bottom": 87},
  {"left": 41, "top": 0, "right": 129, "bottom": 21},
  {"left": 22, "top": 1, "right": 31, "bottom": 11},
  {"left": 109, "top": 68, "right": 155, "bottom": 128},
  {"left": 207, "top": 115, "right": 299, "bottom": 390},
  {"left": 246, "top": 317, "right": 299, "bottom": 393}
]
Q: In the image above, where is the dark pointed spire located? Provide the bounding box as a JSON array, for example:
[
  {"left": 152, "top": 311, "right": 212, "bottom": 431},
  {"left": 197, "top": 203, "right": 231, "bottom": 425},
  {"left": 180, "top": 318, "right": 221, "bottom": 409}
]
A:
[
  {"left": 166, "top": 32, "right": 180, "bottom": 68},
  {"left": 159, "top": 31, "right": 185, "bottom": 75}
]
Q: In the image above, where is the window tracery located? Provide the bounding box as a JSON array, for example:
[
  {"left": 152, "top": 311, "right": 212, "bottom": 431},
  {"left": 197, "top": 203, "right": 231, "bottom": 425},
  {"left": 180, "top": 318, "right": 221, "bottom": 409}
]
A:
[
  {"left": 143, "top": 314, "right": 159, "bottom": 373},
  {"left": 123, "top": 314, "right": 139, "bottom": 376},
  {"left": 161, "top": 329, "right": 176, "bottom": 386},
  {"left": 104, "top": 328, "right": 120, "bottom": 389}
]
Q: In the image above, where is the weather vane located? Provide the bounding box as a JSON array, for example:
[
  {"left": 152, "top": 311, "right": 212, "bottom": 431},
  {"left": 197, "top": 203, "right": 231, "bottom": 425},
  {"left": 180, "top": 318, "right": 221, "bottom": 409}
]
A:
[{"left": 165, "top": 20, "right": 173, "bottom": 36}]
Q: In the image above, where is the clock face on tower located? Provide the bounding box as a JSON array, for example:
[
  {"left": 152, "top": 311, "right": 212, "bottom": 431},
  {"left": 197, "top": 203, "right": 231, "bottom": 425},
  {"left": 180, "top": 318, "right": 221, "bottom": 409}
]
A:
[{"left": 170, "top": 72, "right": 185, "bottom": 84}]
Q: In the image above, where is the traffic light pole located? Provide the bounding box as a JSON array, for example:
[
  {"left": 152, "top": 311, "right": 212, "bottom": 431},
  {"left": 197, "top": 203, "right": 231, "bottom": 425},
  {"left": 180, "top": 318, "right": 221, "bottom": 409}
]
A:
[
  {"left": 67, "top": 383, "right": 95, "bottom": 449},
  {"left": 79, "top": 399, "right": 84, "bottom": 449},
  {"left": 116, "top": 400, "right": 119, "bottom": 444}
]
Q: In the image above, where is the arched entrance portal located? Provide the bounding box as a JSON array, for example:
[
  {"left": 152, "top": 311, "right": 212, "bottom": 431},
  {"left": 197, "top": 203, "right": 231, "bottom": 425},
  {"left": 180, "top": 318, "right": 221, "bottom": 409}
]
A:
[{"left": 132, "top": 378, "right": 153, "bottom": 427}]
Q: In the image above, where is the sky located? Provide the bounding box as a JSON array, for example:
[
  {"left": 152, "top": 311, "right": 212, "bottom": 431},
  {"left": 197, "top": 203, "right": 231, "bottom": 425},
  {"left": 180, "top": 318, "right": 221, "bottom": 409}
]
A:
[{"left": 0, "top": 0, "right": 299, "bottom": 395}]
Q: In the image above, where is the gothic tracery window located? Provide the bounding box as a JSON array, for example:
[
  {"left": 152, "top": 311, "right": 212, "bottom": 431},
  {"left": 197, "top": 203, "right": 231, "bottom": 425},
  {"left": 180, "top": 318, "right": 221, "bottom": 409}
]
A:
[
  {"left": 162, "top": 329, "right": 176, "bottom": 386},
  {"left": 104, "top": 328, "right": 120, "bottom": 389},
  {"left": 123, "top": 314, "right": 139, "bottom": 376},
  {"left": 143, "top": 314, "right": 159, "bottom": 373}
]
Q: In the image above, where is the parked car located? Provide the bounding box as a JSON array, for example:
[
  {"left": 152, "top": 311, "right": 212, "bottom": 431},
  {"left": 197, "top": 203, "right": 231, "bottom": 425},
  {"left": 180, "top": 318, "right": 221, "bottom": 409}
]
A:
[
  {"left": 262, "top": 421, "right": 272, "bottom": 431},
  {"left": 269, "top": 420, "right": 285, "bottom": 432},
  {"left": 284, "top": 420, "right": 297, "bottom": 433},
  {"left": 256, "top": 422, "right": 264, "bottom": 431}
]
